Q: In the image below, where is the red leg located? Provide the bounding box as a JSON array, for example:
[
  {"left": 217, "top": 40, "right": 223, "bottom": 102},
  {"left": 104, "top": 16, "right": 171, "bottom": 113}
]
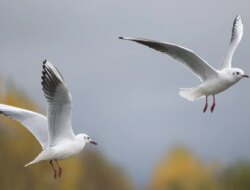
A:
[
  {"left": 203, "top": 96, "right": 208, "bottom": 113},
  {"left": 50, "top": 160, "right": 57, "bottom": 179},
  {"left": 210, "top": 95, "right": 216, "bottom": 113},
  {"left": 55, "top": 159, "right": 62, "bottom": 177}
]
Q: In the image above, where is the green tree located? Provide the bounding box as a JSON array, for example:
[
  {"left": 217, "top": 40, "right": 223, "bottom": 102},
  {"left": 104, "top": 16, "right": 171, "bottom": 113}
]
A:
[{"left": 220, "top": 162, "right": 250, "bottom": 190}]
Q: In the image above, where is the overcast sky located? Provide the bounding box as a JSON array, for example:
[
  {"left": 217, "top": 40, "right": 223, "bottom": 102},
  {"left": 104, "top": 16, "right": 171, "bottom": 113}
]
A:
[{"left": 1, "top": 0, "right": 250, "bottom": 187}]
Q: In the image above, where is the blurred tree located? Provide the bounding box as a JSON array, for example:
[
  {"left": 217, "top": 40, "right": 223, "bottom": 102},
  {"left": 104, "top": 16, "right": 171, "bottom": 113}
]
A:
[
  {"left": 0, "top": 80, "right": 134, "bottom": 190},
  {"left": 147, "top": 146, "right": 219, "bottom": 190},
  {"left": 78, "top": 149, "right": 134, "bottom": 190},
  {"left": 219, "top": 162, "right": 250, "bottom": 190}
]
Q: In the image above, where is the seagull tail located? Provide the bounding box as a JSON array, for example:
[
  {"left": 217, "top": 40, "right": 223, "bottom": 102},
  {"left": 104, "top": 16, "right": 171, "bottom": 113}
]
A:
[
  {"left": 24, "top": 152, "right": 43, "bottom": 167},
  {"left": 179, "top": 87, "right": 204, "bottom": 101},
  {"left": 25, "top": 160, "right": 37, "bottom": 167},
  {"left": 25, "top": 149, "right": 51, "bottom": 167}
]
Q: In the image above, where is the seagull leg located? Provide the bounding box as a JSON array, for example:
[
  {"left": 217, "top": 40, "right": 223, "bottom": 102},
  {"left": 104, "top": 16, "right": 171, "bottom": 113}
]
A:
[
  {"left": 50, "top": 160, "right": 57, "bottom": 179},
  {"left": 55, "top": 159, "right": 62, "bottom": 177},
  {"left": 203, "top": 96, "right": 208, "bottom": 113},
  {"left": 210, "top": 95, "right": 216, "bottom": 113}
]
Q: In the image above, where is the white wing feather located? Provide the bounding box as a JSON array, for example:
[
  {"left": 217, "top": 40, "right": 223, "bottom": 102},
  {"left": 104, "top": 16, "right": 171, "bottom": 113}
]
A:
[
  {"left": 119, "top": 37, "right": 217, "bottom": 82},
  {"left": 41, "top": 60, "right": 75, "bottom": 147},
  {"left": 221, "top": 15, "right": 243, "bottom": 69},
  {"left": 0, "top": 104, "right": 48, "bottom": 149}
]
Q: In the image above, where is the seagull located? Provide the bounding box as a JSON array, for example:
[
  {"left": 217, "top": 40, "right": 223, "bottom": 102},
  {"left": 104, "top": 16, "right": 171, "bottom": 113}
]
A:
[
  {"left": 119, "top": 15, "right": 248, "bottom": 113},
  {"left": 0, "top": 60, "right": 97, "bottom": 179}
]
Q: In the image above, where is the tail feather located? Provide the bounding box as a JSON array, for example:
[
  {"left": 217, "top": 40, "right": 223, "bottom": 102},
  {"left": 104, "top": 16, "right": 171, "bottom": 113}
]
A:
[
  {"left": 25, "top": 157, "right": 43, "bottom": 167},
  {"left": 25, "top": 160, "right": 37, "bottom": 167},
  {"left": 179, "top": 87, "right": 204, "bottom": 101},
  {"left": 24, "top": 150, "right": 47, "bottom": 167}
]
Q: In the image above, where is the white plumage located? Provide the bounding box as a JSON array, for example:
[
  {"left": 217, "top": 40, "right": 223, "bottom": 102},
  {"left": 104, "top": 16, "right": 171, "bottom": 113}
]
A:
[
  {"left": 0, "top": 60, "right": 97, "bottom": 179},
  {"left": 119, "top": 15, "right": 248, "bottom": 112}
]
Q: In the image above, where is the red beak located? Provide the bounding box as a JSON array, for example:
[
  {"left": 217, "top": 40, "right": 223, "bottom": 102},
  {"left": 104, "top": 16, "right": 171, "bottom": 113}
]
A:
[
  {"left": 242, "top": 74, "right": 249, "bottom": 78},
  {"left": 90, "top": 140, "right": 98, "bottom": 145}
]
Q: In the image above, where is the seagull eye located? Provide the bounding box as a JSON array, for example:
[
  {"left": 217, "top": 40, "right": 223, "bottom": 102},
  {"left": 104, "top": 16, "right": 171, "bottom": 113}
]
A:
[
  {"left": 236, "top": 72, "right": 240, "bottom": 75},
  {"left": 87, "top": 137, "right": 89, "bottom": 139}
]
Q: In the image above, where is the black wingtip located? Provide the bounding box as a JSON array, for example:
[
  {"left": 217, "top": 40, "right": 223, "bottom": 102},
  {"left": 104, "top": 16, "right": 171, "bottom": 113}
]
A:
[
  {"left": 234, "top": 15, "right": 242, "bottom": 23},
  {"left": 235, "top": 14, "right": 241, "bottom": 19},
  {"left": 118, "top": 37, "right": 124, "bottom": 40},
  {"left": 43, "top": 59, "right": 47, "bottom": 65}
]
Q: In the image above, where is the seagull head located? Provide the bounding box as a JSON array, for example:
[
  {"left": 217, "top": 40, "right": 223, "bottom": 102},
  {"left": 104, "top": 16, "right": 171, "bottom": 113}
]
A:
[
  {"left": 231, "top": 68, "right": 249, "bottom": 80},
  {"left": 82, "top": 134, "right": 98, "bottom": 145}
]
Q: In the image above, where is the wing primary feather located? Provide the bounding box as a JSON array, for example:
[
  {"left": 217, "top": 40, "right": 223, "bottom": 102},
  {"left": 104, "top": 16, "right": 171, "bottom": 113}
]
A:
[
  {"left": 41, "top": 61, "right": 64, "bottom": 102},
  {"left": 119, "top": 37, "right": 217, "bottom": 81},
  {"left": 221, "top": 15, "right": 243, "bottom": 69},
  {"left": 40, "top": 60, "right": 75, "bottom": 146}
]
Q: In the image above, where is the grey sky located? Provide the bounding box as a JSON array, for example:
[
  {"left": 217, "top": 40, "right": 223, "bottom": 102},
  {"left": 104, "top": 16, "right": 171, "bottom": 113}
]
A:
[{"left": 1, "top": 0, "right": 250, "bottom": 187}]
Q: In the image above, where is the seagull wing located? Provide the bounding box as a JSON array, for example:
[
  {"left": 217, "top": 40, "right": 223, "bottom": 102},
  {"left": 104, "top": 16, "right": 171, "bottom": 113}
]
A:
[
  {"left": 0, "top": 104, "right": 48, "bottom": 149},
  {"left": 119, "top": 37, "right": 217, "bottom": 82},
  {"left": 221, "top": 15, "right": 243, "bottom": 69},
  {"left": 42, "top": 60, "right": 75, "bottom": 147}
]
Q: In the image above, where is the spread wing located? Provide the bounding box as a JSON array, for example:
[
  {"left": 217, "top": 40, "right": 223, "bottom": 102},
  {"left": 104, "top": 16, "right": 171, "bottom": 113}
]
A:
[
  {"left": 119, "top": 37, "right": 217, "bottom": 82},
  {"left": 42, "top": 60, "right": 75, "bottom": 146},
  {"left": 0, "top": 104, "right": 48, "bottom": 149},
  {"left": 221, "top": 15, "right": 243, "bottom": 69}
]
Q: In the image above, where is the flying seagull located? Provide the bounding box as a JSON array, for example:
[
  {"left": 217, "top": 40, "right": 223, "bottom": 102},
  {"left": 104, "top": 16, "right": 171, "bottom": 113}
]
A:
[
  {"left": 0, "top": 60, "right": 97, "bottom": 178},
  {"left": 119, "top": 15, "right": 248, "bottom": 113}
]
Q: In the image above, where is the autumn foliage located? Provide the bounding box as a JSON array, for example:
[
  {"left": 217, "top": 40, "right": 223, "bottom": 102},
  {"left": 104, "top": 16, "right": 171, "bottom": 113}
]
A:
[{"left": 0, "top": 81, "right": 134, "bottom": 190}]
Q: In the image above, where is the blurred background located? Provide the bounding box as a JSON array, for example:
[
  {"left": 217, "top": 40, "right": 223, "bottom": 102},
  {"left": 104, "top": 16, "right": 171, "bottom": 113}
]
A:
[{"left": 1, "top": 0, "right": 250, "bottom": 189}]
